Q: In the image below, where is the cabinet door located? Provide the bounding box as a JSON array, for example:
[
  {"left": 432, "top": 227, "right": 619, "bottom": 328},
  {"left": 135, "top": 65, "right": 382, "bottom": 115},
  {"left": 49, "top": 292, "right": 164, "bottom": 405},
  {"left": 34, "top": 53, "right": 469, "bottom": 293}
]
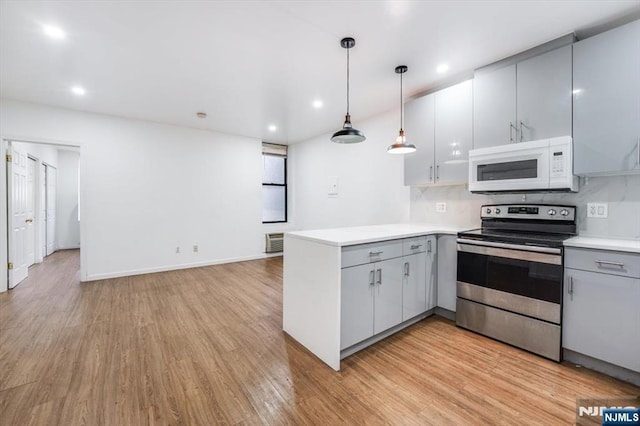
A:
[
  {"left": 573, "top": 20, "right": 640, "bottom": 175},
  {"left": 426, "top": 236, "right": 437, "bottom": 310},
  {"left": 563, "top": 269, "right": 640, "bottom": 372},
  {"left": 473, "top": 64, "right": 517, "bottom": 149},
  {"left": 341, "top": 264, "right": 375, "bottom": 350},
  {"left": 404, "top": 94, "right": 435, "bottom": 185},
  {"left": 373, "top": 257, "right": 404, "bottom": 334},
  {"left": 437, "top": 235, "right": 457, "bottom": 312},
  {"left": 402, "top": 252, "right": 427, "bottom": 321},
  {"left": 517, "top": 45, "right": 572, "bottom": 142},
  {"left": 434, "top": 80, "right": 473, "bottom": 184}
]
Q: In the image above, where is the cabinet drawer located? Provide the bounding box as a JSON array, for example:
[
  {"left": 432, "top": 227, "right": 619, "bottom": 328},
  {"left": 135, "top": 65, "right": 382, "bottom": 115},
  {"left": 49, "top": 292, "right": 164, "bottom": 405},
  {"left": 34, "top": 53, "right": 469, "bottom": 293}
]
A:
[
  {"left": 403, "top": 236, "right": 427, "bottom": 255},
  {"left": 341, "top": 240, "right": 403, "bottom": 268},
  {"left": 565, "top": 248, "right": 640, "bottom": 278}
]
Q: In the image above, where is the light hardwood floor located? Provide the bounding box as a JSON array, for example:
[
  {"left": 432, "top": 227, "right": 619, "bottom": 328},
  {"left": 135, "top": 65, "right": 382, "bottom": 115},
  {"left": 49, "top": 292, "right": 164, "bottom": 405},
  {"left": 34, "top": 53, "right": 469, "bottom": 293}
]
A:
[{"left": 0, "top": 250, "right": 637, "bottom": 425}]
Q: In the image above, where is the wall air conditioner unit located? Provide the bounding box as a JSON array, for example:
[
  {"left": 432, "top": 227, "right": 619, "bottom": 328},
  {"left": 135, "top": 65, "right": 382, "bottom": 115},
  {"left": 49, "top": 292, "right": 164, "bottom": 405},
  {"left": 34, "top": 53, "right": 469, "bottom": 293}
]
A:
[{"left": 265, "top": 233, "right": 284, "bottom": 253}]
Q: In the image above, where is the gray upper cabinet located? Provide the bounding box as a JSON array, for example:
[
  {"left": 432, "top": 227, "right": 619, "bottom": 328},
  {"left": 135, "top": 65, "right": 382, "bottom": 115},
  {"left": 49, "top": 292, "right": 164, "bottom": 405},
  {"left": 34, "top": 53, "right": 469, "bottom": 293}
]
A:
[
  {"left": 404, "top": 94, "right": 435, "bottom": 185},
  {"left": 473, "top": 45, "right": 572, "bottom": 148},
  {"left": 404, "top": 80, "right": 472, "bottom": 186},
  {"left": 517, "top": 45, "right": 572, "bottom": 142},
  {"left": 434, "top": 80, "right": 473, "bottom": 183},
  {"left": 473, "top": 65, "right": 517, "bottom": 149},
  {"left": 573, "top": 20, "right": 640, "bottom": 175}
]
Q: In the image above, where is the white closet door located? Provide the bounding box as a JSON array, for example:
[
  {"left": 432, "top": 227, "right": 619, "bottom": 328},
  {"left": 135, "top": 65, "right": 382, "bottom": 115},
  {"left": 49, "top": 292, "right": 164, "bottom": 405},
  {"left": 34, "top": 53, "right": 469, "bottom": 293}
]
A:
[
  {"left": 40, "top": 163, "right": 47, "bottom": 260},
  {"left": 26, "top": 157, "right": 36, "bottom": 267},
  {"left": 46, "top": 165, "right": 57, "bottom": 256},
  {"left": 8, "top": 146, "right": 29, "bottom": 288}
]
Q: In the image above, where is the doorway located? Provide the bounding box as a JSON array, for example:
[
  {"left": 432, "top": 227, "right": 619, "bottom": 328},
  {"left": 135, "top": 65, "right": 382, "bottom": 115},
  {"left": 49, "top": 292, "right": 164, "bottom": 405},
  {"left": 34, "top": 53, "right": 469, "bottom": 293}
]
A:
[{"left": 5, "top": 139, "right": 81, "bottom": 290}]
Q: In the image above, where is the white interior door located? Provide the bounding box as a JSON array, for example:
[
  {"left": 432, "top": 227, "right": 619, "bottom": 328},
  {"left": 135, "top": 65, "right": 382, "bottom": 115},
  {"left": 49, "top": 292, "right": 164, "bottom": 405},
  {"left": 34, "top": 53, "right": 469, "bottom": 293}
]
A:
[
  {"left": 39, "top": 163, "right": 46, "bottom": 261},
  {"left": 46, "top": 165, "right": 57, "bottom": 256},
  {"left": 8, "top": 146, "right": 29, "bottom": 288},
  {"left": 26, "top": 157, "right": 36, "bottom": 267}
]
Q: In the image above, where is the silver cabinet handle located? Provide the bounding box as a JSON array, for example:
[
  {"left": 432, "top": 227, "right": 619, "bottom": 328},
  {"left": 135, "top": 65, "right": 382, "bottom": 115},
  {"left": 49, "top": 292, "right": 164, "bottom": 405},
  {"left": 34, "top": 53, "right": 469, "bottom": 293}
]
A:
[
  {"left": 519, "top": 121, "right": 529, "bottom": 142},
  {"left": 429, "top": 165, "right": 433, "bottom": 182},
  {"left": 404, "top": 262, "right": 410, "bottom": 277},
  {"left": 636, "top": 138, "right": 639, "bottom": 166},
  {"left": 509, "top": 122, "right": 517, "bottom": 143},
  {"left": 410, "top": 244, "right": 422, "bottom": 250},
  {"left": 376, "top": 269, "right": 382, "bottom": 285},
  {"left": 369, "top": 270, "right": 375, "bottom": 286},
  {"left": 436, "top": 165, "right": 440, "bottom": 181},
  {"left": 369, "top": 251, "right": 383, "bottom": 257},
  {"left": 427, "top": 240, "right": 432, "bottom": 253},
  {"left": 595, "top": 260, "right": 625, "bottom": 269},
  {"left": 568, "top": 275, "right": 574, "bottom": 301}
]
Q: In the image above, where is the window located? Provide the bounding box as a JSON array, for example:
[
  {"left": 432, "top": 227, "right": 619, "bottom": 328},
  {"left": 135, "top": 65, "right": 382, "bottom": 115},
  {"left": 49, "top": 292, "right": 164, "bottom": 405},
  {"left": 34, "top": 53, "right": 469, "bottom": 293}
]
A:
[{"left": 262, "top": 143, "right": 287, "bottom": 223}]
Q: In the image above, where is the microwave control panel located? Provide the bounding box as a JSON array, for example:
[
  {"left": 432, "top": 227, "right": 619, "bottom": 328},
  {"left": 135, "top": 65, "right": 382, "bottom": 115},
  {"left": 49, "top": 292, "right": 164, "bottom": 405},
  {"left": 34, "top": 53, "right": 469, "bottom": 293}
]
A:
[{"left": 550, "top": 150, "right": 566, "bottom": 176}]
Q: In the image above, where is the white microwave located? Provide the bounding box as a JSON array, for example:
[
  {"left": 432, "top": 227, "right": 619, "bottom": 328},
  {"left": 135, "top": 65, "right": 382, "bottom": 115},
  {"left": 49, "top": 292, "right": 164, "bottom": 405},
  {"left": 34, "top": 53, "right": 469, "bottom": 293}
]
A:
[{"left": 468, "top": 136, "right": 578, "bottom": 193}]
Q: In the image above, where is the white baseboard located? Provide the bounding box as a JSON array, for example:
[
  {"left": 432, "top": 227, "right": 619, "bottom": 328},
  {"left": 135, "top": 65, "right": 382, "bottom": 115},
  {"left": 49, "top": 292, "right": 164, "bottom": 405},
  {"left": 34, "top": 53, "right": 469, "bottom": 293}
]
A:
[{"left": 83, "top": 253, "right": 279, "bottom": 282}]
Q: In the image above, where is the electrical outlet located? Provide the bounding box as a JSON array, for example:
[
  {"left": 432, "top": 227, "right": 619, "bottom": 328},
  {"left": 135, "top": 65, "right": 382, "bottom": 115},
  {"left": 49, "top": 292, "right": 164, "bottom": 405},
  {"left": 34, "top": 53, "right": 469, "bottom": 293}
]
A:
[
  {"left": 328, "top": 176, "right": 338, "bottom": 198},
  {"left": 587, "top": 203, "right": 608, "bottom": 218},
  {"left": 436, "top": 202, "right": 447, "bottom": 213},
  {"left": 176, "top": 247, "right": 180, "bottom": 254},
  {"left": 193, "top": 245, "right": 198, "bottom": 253}
]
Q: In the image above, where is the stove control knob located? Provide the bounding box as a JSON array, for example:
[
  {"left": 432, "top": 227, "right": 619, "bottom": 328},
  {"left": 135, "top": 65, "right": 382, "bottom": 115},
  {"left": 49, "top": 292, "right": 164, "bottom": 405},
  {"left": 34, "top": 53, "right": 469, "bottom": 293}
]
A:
[
  {"left": 560, "top": 209, "right": 569, "bottom": 216},
  {"left": 486, "top": 208, "right": 492, "bottom": 214},
  {"left": 547, "top": 209, "right": 557, "bottom": 216},
  {"left": 495, "top": 208, "right": 501, "bottom": 214}
]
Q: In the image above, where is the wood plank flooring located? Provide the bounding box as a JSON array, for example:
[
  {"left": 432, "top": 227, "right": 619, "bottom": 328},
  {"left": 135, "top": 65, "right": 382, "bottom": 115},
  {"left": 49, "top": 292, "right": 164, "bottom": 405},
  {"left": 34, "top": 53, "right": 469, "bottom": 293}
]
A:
[{"left": 0, "top": 249, "right": 637, "bottom": 425}]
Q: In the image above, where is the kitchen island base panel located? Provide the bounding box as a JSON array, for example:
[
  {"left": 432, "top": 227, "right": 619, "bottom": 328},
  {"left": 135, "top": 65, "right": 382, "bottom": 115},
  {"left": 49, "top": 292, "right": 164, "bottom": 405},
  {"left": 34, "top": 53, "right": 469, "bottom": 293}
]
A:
[{"left": 283, "top": 235, "right": 342, "bottom": 371}]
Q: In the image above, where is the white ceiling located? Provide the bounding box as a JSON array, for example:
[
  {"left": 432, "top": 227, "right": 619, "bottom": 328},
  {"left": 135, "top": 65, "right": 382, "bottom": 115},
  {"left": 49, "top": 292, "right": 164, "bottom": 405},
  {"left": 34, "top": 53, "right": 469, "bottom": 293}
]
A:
[{"left": 1, "top": 1, "right": 638, "bottom": 144}]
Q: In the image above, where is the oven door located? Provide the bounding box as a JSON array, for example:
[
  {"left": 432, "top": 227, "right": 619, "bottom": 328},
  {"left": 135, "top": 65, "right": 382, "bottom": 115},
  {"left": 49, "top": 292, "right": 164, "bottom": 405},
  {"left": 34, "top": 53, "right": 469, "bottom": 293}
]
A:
[
  {"left": 468, "top": 139, "right": 550, "bottom": 192},
  {"left": 456, "top": 239, "right": 563, "bottom": 324}
]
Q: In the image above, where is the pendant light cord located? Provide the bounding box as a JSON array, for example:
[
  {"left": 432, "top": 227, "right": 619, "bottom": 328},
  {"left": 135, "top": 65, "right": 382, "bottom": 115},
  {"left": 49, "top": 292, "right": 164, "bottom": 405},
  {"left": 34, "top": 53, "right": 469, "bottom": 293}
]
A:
[
  {"left": 400, "top": 71, "right": 403, "bottom": 130},
  {"left": 346, "top": 46, "right": 350, "bottom": 115}
]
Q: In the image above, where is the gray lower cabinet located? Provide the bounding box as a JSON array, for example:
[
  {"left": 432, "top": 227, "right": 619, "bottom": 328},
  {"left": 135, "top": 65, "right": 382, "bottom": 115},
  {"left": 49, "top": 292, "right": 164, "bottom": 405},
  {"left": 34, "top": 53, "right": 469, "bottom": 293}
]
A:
[
  {"left": 402, "top": 235, "right": 437, "bottom": 319},
  {"left": 473, "top": 45, "right": 572, "bottom": 149},
  {"left": 573, "top": 20, "right": 640, "bottom": 175},
  {"left": 437, "top": 235, "right": 457, "bottom": 312},
  {"left": 340, "top": 236, "right": 436, "bottom": 350},
  {"left": 340, "top": 257, "right": 404, "bottom": 350},
  {"left": 404, "top": 80, "right": 472, "bottom": 186},
  {"left": 563, "top": 248, "right": 640, "bottom": 372}
]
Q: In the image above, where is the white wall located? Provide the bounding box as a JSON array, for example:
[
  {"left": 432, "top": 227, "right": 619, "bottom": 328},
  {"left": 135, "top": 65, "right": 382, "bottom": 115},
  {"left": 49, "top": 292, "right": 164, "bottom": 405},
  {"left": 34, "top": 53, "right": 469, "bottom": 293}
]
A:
[
  {"left": 411, "top": 175, "right": 640, "bottom": 240},
  {"left": 0, "top": 99, "right": 264, "bottom": 285},
  {"left": 57, "top": 149, "right": 81, "bottom": 249},
  {"left": 290, "top": 110, "right": 410, "bottom": 230}
]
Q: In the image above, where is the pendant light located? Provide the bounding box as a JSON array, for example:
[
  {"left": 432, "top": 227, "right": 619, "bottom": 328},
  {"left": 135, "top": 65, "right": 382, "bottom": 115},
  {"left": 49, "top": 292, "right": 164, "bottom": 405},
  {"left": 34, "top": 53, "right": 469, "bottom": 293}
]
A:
[
  {"left": 387, "top": 65, "right": 416, "bottom": 154},
  {"left": 331, "top": 37, "right": 366, "bottom": 144}
]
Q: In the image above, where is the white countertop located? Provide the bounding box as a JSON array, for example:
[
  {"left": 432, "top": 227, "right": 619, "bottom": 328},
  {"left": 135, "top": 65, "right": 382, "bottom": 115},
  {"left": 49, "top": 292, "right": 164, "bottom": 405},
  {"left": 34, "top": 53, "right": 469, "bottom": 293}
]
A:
[
  {"left": 286, "top": 223, "right": 467, "bottom": 247},
  {"left": 564, "top": 236, "right": 640, "bottom": 254}
]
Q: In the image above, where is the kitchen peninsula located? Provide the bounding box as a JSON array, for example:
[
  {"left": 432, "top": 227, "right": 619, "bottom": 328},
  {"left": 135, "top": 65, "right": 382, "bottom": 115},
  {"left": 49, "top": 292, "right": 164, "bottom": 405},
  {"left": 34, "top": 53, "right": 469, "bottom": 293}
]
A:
[{"left": 283, "top": 224, "right": 461, "bottom": 370}]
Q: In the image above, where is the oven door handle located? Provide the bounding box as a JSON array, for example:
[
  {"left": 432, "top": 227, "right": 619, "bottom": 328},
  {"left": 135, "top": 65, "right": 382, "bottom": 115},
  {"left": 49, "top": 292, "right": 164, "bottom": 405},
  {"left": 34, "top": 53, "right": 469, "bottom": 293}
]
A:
[
  {"left": 457, "top": 240, "right": 562, "bottom": 265},
  {"left": 457, "top": 238, "right": 562, "bottom": 255}
]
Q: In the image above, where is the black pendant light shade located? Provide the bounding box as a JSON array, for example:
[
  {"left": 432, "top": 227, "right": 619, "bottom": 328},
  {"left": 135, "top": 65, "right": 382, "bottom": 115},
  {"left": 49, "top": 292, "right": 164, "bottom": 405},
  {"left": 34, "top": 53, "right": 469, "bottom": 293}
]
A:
[
  {"left": 387, "top": 65, "right": 417, "bottom": 154},
  {"left": 331, "top": 37, "right": 366, "bottom": 144}
]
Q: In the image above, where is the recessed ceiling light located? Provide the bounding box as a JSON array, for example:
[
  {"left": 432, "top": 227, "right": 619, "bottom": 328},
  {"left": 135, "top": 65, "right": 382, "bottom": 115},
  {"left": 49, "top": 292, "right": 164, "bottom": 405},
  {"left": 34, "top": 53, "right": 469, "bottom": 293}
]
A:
[
  {"left": 196, "top": 112, "right": 207, "bottom": 119},
  {"left": 312, "top": 100, "right": 323, "bottom": 109},
  {"left": 268, "top": 124, "right": 277, "bottom": 132},
  {"left": 436, "top": 63, "right": 449, "bottom": 74},
  {"left": 43, "top": 25, "right": 66, "bottom": 40},
  {"left": 71, "top": 86, "right": 86, "bottom": 96}
]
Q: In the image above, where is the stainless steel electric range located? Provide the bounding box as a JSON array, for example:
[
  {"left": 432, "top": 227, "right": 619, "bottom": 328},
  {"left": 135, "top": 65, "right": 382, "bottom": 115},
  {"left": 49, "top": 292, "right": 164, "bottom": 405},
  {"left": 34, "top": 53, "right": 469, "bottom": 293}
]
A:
[{"left": 456, "top": 204, "right": 577, "bottom": 361}]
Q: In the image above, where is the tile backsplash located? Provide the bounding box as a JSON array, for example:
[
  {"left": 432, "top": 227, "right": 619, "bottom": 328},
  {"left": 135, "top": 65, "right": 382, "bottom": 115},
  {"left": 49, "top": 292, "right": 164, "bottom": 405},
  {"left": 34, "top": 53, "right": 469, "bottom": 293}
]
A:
[{"left": 410, "top": 174, "right": 640, "bottom": 240}]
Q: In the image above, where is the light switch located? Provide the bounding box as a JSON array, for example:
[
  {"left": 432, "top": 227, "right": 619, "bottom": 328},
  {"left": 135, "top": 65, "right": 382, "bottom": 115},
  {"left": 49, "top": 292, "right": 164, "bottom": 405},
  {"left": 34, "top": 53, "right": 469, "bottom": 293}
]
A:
[
  {"left": 587, "top": 202, "right": 608, "bottom": 218},
  {"left": 328, "top": 176, "right": 338, "bottom": 197}
]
